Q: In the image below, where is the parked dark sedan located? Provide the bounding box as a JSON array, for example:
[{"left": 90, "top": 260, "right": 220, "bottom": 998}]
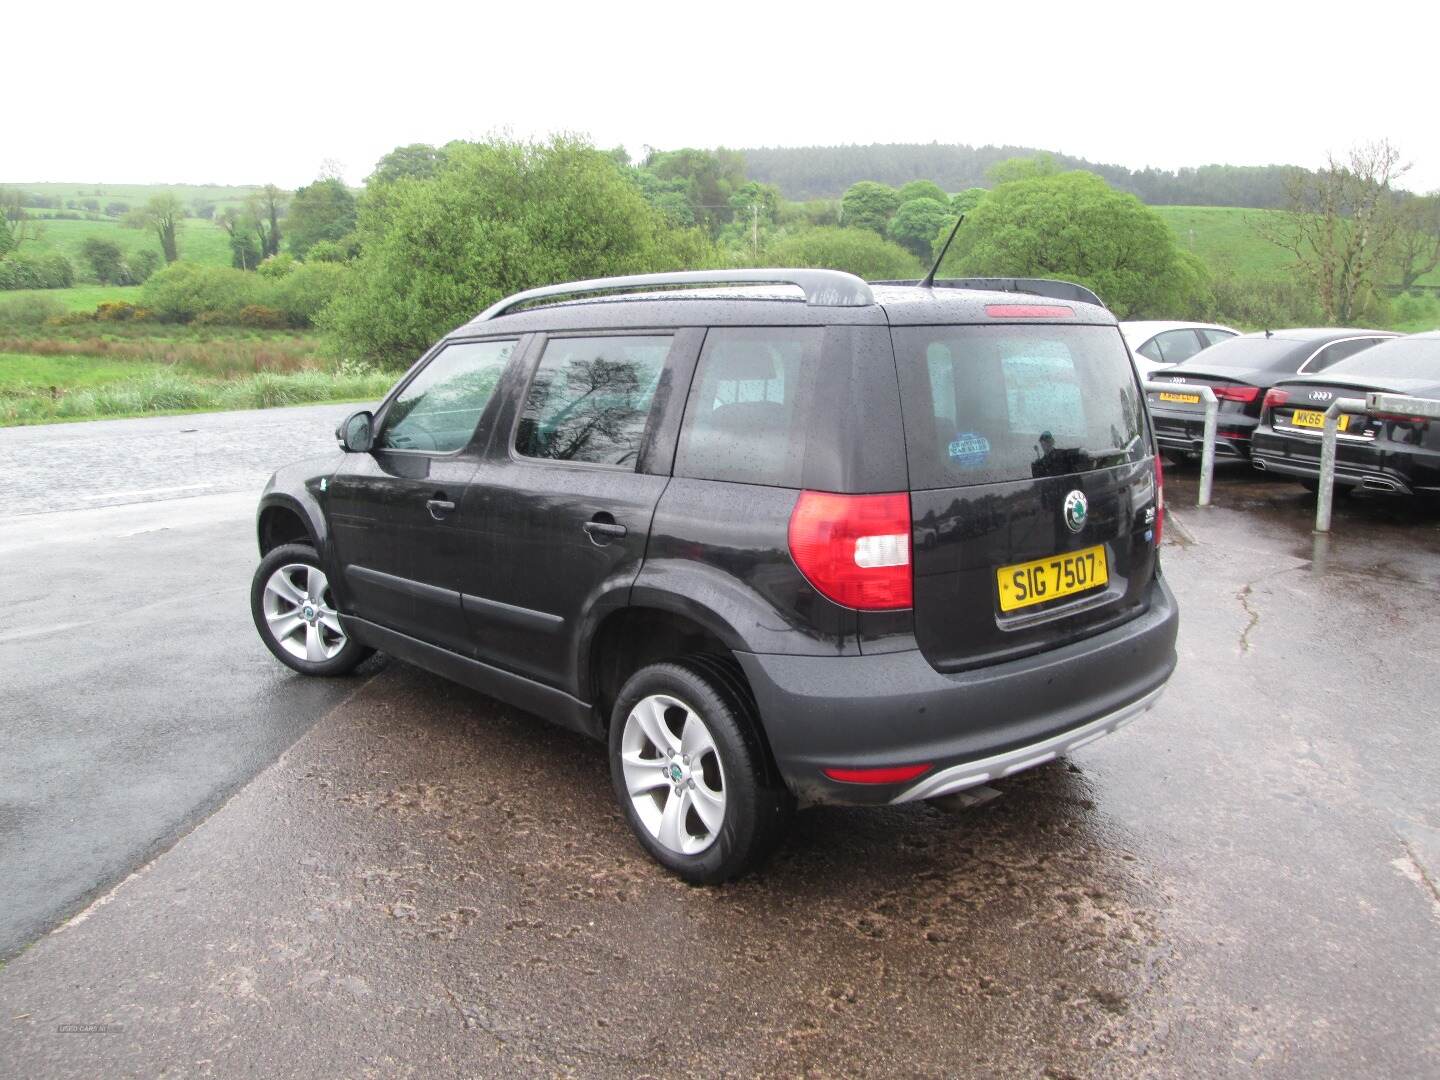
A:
[
  {"left": 1250, "top": 331, "right": 1440, "bottom": 495},
  {"left": 1147, "top": 328, "right": 1395, "bottom": 462}
]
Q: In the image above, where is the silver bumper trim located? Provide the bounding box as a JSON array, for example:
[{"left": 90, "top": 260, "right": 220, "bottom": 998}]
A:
[{"left": 890, "top": 684, "right": 1167, "bottom": 804}]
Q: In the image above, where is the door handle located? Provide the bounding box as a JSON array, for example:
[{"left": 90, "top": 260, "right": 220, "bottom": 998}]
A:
[
  {"left": 582, "top": 519, "right": 627, "bottom": 541},
  {"left": 426, "top": 498, "right": 456, "bottom": 521}
]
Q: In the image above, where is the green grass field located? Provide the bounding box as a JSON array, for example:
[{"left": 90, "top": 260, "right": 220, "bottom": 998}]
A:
[
  {"left": 3, "top": 284, "right": 145, "bottom": 311},
  {"left": 10, "top": 182, "right": 265, "bottom": 214},
  {"left": 1155, "top": 205, "right": 1440, "bottom": 287},
  {"left": 17, "top": 217, "right": 232, "bottom": 282}
]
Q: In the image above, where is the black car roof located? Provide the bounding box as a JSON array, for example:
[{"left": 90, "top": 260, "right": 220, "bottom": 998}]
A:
[{"left": 447, "top": 272, "right": 1116, "bottom": 339}]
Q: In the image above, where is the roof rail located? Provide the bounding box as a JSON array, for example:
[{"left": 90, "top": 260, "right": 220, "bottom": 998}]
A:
[
  {"left": 873, "top": 276, "right": 1105, "bottom": 309},
  {"left": 471, "top": 269, "right": 874, "bottom": 322}
]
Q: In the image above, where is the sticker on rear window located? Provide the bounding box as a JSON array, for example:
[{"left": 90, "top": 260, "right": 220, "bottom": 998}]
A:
[{"left": 947, "top": 432, "right": 990, "bottom": 468}]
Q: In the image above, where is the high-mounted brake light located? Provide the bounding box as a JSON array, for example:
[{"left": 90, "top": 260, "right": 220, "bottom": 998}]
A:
[
  {"left": 1262, "top": 388, "right": 1290, "bottom": 411},
  {"left": 788, "top": 491, "right": 912, "bottom": 610},
  {"left": 985, "top": 304, "right": 1075, "bottom": 319},
  {"left": 823, "top": 763, "right": 933, "bottom": 785},
  {"left": 1153, "top": 453, "right": 1164, "bottom": 547},
  {"left": 1211, "top": 384, "right": 1261, "bottom": 404}
]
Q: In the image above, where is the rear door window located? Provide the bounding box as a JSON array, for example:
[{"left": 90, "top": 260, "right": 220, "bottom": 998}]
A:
[
  {"left": 1199, "top": 328, "right": 1236, "bottom": 347},
  {"left": 893, "top": 324, "right": 1147, "bottom": 489},
  {"left": 1304, "top": 337, "right": 1388, "bottom": 373},
  {"left": 515, "top": 335, "right": 670, "bottom": 467},
  {"left": 674, "top": 327, "right": 822, "bottom": 486}
]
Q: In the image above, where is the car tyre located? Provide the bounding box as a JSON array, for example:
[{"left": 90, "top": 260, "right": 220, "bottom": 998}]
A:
[
  {"left": 609, "top": 657, "right": 793, "bottom": 883},
  {"left": 251, "top": 543, "right": 373, "bottom": 677}
]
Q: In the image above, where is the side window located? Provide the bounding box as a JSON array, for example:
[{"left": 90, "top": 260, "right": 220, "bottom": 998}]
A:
[
  {"left": 675, "top": 327, "right": 822, "bottom": 487},
  {"left": 515, "top": 335, "right": 670, "bottom": 466},
  {"left": 1200, "top": 328, "right": 1236, "bottom": 348},
  {"left": 377, "top": 339, "right": 515, "bottom": 453},
  {"left": 1136, "top": 338, "right": 1165, "bottom": 363},
  {"left": 1307, "top": 337, "right": 1385, "bottom": 373},
  {"left": 1154, "top": 329, "right": 1203, "bottom": 363}
]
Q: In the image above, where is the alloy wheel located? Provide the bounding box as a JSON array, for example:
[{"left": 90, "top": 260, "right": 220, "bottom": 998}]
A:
[
  {"left": 620, "top": 693, "right": 727, "bottom": 855},
  {"left": 261, "top": 563, "right": 346, "bottom": 663}
]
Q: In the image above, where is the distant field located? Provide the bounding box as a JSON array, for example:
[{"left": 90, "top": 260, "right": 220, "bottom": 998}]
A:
[
  {"left": 18, "top": 217, "right": 232, "bottom": 281},
  {"left": 7, "top": 182, "right": 265, "bottom": 214},
  {"left": 1154, "top": 205, "right": 1440, "bottom": 287}
]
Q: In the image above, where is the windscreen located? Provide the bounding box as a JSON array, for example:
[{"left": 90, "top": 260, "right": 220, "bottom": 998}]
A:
[
  {"left": 893, "top": 323, "right": 1148, "bottom": 490},
  {"left": 1182, "top": 335, "right": 1304, "bottom": 370}
]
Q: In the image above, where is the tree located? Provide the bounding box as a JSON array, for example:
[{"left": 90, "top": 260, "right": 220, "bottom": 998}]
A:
[
  {"left": 323, "top": 136, "right": 715, "bottom": 363},
  {"left": 939, "top": 171, "right": 1207, "bottom": 318},
  {"left": 887, "top": 197, "right": 953, "bottom": 261},
  {"left": 1391, "top": 193, "right": 1440, "bottom": 290},
  {"left": 950, "top": 187, "right": 987, "bottom": 215},
  {"left": 0, "top": 187, "right": 41, "bottom": 255},
  {"left": 216, "top": 208, "right": 262, "bottom": 270},
  {"left": 840, "top": 181, "right": 900, "bottom": 234},
  {"left": 1255, "top": 140, "right": 1408, "bottom": 323},
  {"left": 643, "top": 147, "right": 748, "bottom": 234},
  {"left": 105, "top": 201, "right": 130, "bottom": 218},
  {"left": 897, "top": 179, "right": 949, "bottom": 205},
  {"left": 247, "top": 185, "right": 286, "bottom": 259},
  {"left": 367, "top": 144, "right": 443, "bottom": 187},
  {"left": 132, "top": 194, "right": 184, "bottom": 262},
  {"left": 81, "top": 237, "right": 129, "bottom": 284},
  {"left": 192, "top": 200, "right": 216, "bottom": 220},
  {"left": 986, "top": 154, "right": 1062, "bottom": 186},
  {"left": 766, "top": 227, "right": 921, "bottom": 280},
  {"left": 287, "top": 178, "right": 358, "bottom": 259}
]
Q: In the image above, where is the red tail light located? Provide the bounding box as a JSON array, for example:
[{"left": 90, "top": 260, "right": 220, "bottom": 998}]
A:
[
  {"left": 823, "top": 763, "right": 932, "bottom": 785},
  {"left": 1211, "top": 384, "right": 1261, "bottom": 404},
  {"left": 1262, "top": 388, "right": 1290, "bottom": 411},
  {"left": 985, "top": 304, "right": 1074, "bottom": 319},
  {"left": 1153, "top": 453, "right": 1164, "bottom": 547},
  {"left": 788, "top": 491, "right": 912, "bottom": 610}
]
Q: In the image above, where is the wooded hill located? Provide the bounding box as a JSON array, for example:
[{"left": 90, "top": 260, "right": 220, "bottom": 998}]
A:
[{"left": 737, "top": 143, "right": 1301, "bottom": 208}]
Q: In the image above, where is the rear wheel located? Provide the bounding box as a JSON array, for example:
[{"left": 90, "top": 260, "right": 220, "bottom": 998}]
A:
[
  {"left": 251, "top": 543, "right": 373, "bottom": 676},
  {"left": 609, "top": 658, "right": 791, "bottom": 883}
]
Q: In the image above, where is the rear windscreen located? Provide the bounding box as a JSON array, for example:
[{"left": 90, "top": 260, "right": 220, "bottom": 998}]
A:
[{"left": 893, "top": 323, "right": 1148, "bottom": 490}]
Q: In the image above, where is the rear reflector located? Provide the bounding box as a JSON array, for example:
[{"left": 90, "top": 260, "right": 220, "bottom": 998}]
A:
[
  {"left": 1153, "top": 453, "right": 1164, "bottom": 547},
  {"left": 823, "top": 763, "right": 932, "bottom": 785},
  {"left": 985, "top": 304, "right": 1075, "bottom": 319},
  {"left": 788, "top": 490, "right": 913, "bottom": 610}
]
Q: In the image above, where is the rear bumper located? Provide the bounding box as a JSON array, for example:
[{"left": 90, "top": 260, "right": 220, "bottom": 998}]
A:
[
  {"left": 737, "top": 576, "right": 1178, "bottom": 806},
  {"left": 1250, "top": 430, "right": 1428, "bottom": 494},
  {"left": 1152, "top": 409, "right": 1254, "bottom": 458}
]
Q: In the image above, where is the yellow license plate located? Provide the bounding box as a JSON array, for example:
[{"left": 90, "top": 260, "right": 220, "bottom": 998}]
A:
[
  {"left": 1158, "top": 391, "right": 1201, "bottom": 404},
  {"left": 996, "top": 545, "right": 1109, "bottom": 613},
  {"left": 1290, "top": 409, "right": 1349, "bottom": 431}
]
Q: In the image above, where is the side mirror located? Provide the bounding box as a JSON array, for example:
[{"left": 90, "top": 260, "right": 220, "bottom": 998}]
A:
[{"left": 337, "top": 410, "right": 374, "bottom": 453}]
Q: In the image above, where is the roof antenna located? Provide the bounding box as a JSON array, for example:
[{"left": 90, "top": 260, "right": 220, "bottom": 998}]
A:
[{"left": 919, "top": 215, "right": 964, "bottom": 289}]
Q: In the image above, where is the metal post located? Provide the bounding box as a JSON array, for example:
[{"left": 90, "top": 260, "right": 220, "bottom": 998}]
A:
[
  {"left": 1143, "top": 382, "right": 1218, "bottom": 507},
  {"left": 1315, "top": 397, "right": 1366, "bottom": 533}
]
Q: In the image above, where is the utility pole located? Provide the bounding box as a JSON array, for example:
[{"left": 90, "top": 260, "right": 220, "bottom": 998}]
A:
[{"left": 751, "top": 203, "right": 759, "bottom": 259}]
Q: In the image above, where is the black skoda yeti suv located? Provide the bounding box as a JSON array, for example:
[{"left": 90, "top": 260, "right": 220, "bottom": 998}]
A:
[{"left": 250, "top": 269, "right": 1179, "bottom": 882}]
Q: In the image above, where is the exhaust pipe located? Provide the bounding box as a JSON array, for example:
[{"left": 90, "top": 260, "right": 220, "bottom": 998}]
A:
[
  {"left": 1361, "top": 476, "right": 1398, "bottom": 492},
  {"left": 1253, "top": 458, "right": 1268, "bottom": 471}
]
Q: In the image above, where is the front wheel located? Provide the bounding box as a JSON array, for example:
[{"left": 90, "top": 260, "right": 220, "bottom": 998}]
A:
[
  {"left": 609, "top": 658, "right": 792, "bottom": 883},
  {"left": 250, "top": 543, "right": 373, "bottom": 676}
]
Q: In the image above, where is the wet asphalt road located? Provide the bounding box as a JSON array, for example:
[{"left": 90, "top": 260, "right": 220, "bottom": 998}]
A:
[
  {"left": 2, "top": 432, "right": 1440, "bottom": 1076},
  {"left": 0, "top": 404, "right": 365, "bottom": 957}
]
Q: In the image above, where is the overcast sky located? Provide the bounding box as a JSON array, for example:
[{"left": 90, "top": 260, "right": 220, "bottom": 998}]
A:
[{"left": 10, "top": 2, "right": 1439, "bottom": 192}]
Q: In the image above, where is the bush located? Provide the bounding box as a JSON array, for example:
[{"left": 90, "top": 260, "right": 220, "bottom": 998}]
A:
[
  {"left": 128, "top": 249, "right": 162, "bottom": 284},
  {"left": 1205, "top": 272, "right": 1323, "bottom": 330},
  {"left": 256, "top": 253, "right": 297, "bottom": 279},
  {"left": 0, "top": 251, "right": 76, "bottom": 290},
  {"left": 96, "top": 301, "right": 154, "bottom": 322},
  {"left": 235, "top": 305, "right": 289, "bottom": 329},
  {"left": 766, "top": 227, "right": 921, "bottom": 280},
  {"left": 140, "top": 262, "right": 264, "bottom": 322},
  {"left": 305, "top": 236, "right": 359, "bottom": 263},
  {"left": 0, "top": 292, "right": 66, "bottom": 328},
  {"left": 1390, "top": 291, "right": 1440, "bottom": 331},
  {"left": 271, "top": 261, "right": 349, "bottom": 327}
]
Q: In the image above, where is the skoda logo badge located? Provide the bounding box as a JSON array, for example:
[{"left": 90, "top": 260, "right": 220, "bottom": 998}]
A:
[
  {"left": 1063, "top": 491, "right": 1088, "bottom": 534},
  {"left": 669, "top": 763, "right": 683, "bottom": 782}
]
